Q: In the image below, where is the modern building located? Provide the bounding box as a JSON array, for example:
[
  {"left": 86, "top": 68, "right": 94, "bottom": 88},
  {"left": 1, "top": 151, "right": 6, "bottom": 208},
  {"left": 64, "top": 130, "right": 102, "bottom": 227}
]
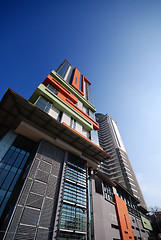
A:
[
  {"left": 95, "top": 113, "right": 147, "bottom": 209},
  {"left": 0, "top": 60, "right": 152, "bottom": 239}
]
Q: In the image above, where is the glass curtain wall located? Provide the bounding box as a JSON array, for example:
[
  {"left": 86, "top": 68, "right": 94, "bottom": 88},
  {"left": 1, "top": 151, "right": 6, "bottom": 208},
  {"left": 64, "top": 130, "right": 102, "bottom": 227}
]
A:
[
  {"left": 58, "top": 153, "right": 87, "bottom": 240},
  {"left": 0, "top": 135, "right": 36, "bottom": 217}
]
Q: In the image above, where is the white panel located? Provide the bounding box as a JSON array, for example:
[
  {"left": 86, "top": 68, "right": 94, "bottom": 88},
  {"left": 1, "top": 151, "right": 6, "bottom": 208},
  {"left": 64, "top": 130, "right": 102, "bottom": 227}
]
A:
[
  {"left": 82, "top": 105, "right": 88, "bottom": 114},
  {"left": 75, "top": 122, "right": 83, "bottom": 134},
  {"left": 49, "top": 107, "right": 60, "bottom": 120},
  {"left": 61, "top": 112, "right": 71, "bottom": 126},
  {"left": 82, "top": 128, "right": 88, "bottom": 138},
  {"left": 77, "top": 99, "right": 83, "bottom": 110}
]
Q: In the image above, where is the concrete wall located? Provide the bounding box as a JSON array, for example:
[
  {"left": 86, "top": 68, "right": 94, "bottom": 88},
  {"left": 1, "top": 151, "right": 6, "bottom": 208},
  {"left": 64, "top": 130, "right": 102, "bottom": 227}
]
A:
[
  {"left": 91, "top": 174, "right": 150, "bottom": 240},
  {"left": 91, "top": 175, "right": 121, "bottom": 240},
  {"left": 129, "top": 214, "right": 150, "bottom": 239}
]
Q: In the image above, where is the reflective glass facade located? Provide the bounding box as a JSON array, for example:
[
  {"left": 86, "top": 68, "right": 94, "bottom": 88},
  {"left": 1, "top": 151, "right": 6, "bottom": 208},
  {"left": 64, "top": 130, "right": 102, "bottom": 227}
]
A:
[
  {"left": 57, "top": 60, "right": 71, "bottom": 79},
  {"left": 0, "top": 135, "right": 35, "bottom": 217}
]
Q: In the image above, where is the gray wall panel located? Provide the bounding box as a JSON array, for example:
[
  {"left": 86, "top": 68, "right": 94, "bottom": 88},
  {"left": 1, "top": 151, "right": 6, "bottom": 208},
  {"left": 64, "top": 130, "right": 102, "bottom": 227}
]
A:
[
  {"left": 4, "top": 139, "right": 65, "bottom": 240},
  {"left": 92, "top": 175, "right": 121, "bottom": 240}
]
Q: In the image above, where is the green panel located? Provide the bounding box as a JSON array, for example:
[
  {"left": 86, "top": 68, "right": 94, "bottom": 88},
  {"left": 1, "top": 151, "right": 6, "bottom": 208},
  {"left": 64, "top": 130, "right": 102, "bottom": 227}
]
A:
[
  {"left": 29, "top": 84, "right": 93, "bottom": 131},
  {"left": 141, "top": 216, "right": 153, "bottom": 231},
  {"left": 50, "top": 70, "right": 96, "bottom": 112}
]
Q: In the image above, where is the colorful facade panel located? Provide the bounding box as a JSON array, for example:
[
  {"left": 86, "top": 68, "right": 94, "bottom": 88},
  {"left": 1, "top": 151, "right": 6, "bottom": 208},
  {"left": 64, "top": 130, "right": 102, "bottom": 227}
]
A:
[
  {"left": 141, "top": 215, "right": 153, "bottom": 231},
  {"left": 114, "top": 194, "right": 134, "bottom": 240},
  {"left": 51, "top": 70, "right": 96, "bottom": 112}
]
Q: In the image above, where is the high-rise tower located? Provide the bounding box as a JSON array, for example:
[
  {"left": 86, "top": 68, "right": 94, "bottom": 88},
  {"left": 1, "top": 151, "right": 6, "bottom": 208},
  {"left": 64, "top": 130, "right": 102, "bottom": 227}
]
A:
[{"left": 96, "top": 113, "right": 147, "bottom": 209}]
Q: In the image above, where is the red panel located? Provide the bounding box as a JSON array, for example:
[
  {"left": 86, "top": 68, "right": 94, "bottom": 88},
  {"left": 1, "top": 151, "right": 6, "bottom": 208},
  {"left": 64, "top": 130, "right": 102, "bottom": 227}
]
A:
[{"left": 114, "top": 194, "right": 134, "bottom": 240}]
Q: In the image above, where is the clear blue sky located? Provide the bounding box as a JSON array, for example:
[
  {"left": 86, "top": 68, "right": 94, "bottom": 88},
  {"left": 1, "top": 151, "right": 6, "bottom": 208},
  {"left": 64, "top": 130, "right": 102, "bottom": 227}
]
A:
[{"left": 1, "top": 0, "right": 161, "bottom": 209}]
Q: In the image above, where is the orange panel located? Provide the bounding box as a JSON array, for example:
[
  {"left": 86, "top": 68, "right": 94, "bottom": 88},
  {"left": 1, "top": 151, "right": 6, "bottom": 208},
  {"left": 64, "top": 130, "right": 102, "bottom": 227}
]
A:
[
  {"left": 114, "top": 194, "right": 134, "bottom": 240},
  {"left": 71, "top": 68, "right": 84, "bottom": 96},
  {"left": 43, "top": 75, "right": 78, "bottom": 104},
  {"left": 82, "top": 75, "right": 91, "bottom": 85},
  {"left": 43, "top": 75, "right": 99, "bottom": 130}
]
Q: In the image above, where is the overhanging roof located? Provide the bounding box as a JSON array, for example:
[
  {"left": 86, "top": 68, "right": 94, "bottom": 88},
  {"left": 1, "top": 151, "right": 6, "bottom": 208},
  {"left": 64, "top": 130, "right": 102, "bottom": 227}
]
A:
[
  {"left": 0, "top": 89, "right": 111, "bottom": 165},
  {"left": 95, "top": 169, "right": 116, "bottom": 187}
]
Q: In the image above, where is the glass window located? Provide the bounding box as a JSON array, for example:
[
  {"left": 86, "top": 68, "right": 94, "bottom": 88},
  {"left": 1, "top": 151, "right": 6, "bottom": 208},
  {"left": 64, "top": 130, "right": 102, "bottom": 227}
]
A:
[
  {"left": 104, "top": 183, "right": 114, "bottom": 202},
  {"left": 47, "top": 84, "right": 58, "bottom": 95},
  {"left": 58, "top": 155, "right": 87, "bottom": 236},
  {"left": 35, "top": 96, "right": 51, "bottom": 113},
  {"left": 9, "top": 174, "right": 20, "bottom": 191},
  {"left": 70, "top": 117, "right": 73, "bottom": 128},
  {"left": 89, "top": 109, "right": 95, "bottom": 120},
  {"left": 82, "top": 105, "right": 88, "bottom": 115},
  {"left": 0, "top": 163, "right": 6, "bottom": 174},
  {"left": 1, "top": 171, "right": 15, "bottom": 190},
  {"left": 2, "top": 147, "right": 15, "bottom": 164},
  {"left": 57, "top": 60, "right": 70, "bottom": 79},
  {"left": 91, "top": 130, "right": 99, "bottom": 146},
  {"left": 4, "top": 165, "right": 11, "bottom": 171},
  {"left": 14, "top": 151, "right": 25, "bottom": 168},
  {"left": 0, "top": 169, "right": 9, "bottom": 186},
  {"left": 20, "top": 152, "right": 30, "bottom": 169},
  {"left": 73, "top": 120, "right": 76, "bottom": 130},
  {"left": 0, "top": 136, "right": 33, "bottom": 217},
  {"left": 86, "top": 82, "right": 94, "bottom": 105},
  {"left": 70, "top": 118, "right": 76, "bottom": 130},
  {"left": 57, "top": 111, "right": 63, "bottom": 122},
  {"left": 79, "top": 75, "right": 82, "bottom": 92},
  {"left": 7, "top": 150, "right": 20, "bottom": 165},
  {"left": 0, "top": 189, "right": 6, "bottom": 205}
]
